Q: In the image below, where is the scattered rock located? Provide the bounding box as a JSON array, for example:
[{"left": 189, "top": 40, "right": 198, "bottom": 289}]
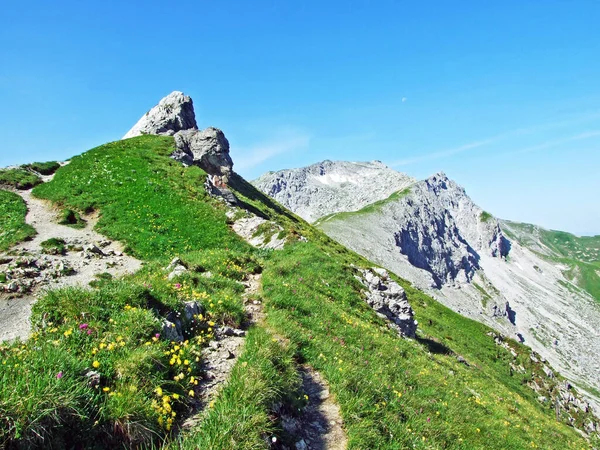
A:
[
  {"left": 358, "top": 268, "right": 417, "bottom": 338},
  {"left": 457, "top": 355, "right": 470, "bottom": 366},
  {"left": 168, "top": 265, "right": 187, "bottom": 280},
  {"left": 543, "top": 366, "right": 555, "bottom": 379},
  {"left": 232, "top": 214, "right": 286, "bottom": 250},
  {"left": 85, "top": 370, "right": 101, "bottom": 388},
  {"left": 183, "top": 301, "right": 204, "bottom": 323},
  {"left": 162, "top": 319, "right": 183, "bottom": 342},
  {"left": 84, "top": 244, "right": 105, "bottom": 257},
  {"left": 295, "top": 439, "right": 308, "bottom": 450}
]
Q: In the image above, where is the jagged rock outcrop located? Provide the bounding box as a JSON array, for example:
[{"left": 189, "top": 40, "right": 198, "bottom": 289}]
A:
[
  {"left": 253, "top": 160, "right": 415, "bottom": 223},
  {"left": 388, "top": 173, "right": 509, "bottom": 287},
  {"left": 123, "top": 91, "right": 197, "bottom": 139},
  {"left": 419, "top": 173, "right": 510, "bottom": 259},
  {"left": 122, "top": 91, "right": 235, "bottom": 194},
  {"left": 358, "top": 268, "right": 417, "bottom": 338}
]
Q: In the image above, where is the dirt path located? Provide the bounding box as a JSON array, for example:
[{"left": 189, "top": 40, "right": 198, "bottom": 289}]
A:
[
  {"left": 179, "top": 212, "right": 349, "bottom": 448},
  {"left": 0, "top": 181, "right": 141, "bottom": 342},
  {"left": 279, "top": 366, "right": 348, "bottom": 450},
  {"left": 182, "top": 272, "right": 263, "bottom": 429}
]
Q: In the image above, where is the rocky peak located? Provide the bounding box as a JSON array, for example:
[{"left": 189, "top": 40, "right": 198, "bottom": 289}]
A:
[
  {"left": 122, "top": 91, "right": 234, "bottom": 179},
  {"left": 123, "top": 91, "right": 197, "bottom": 139}
]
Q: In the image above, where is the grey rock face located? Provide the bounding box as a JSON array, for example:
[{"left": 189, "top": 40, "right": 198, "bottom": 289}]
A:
[
  {"left": 358, "top": 268, "right": 417, "bottom": 338},
  {"left": 320, "top": 172, "right": 510, "bottom": 288},
  {"left": 172, "top": 127, "right": 233, "bottom": 176},
  {"left": 418, "top": 173, "right": 510, "bottom": 259},
  {"left": 165, "top": 257, "right": 188, "bottom": 280},
  {"left": 123, "top": 91, "right": 197, "bottom": 139},
  {"left": 230, "top": 212, "right": 287, "bottom": 250},
  {"left": 253, "top": 160, "right": 415, "bottom": 223}
]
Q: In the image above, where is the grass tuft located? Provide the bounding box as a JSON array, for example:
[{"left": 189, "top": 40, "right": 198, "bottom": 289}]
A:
[
  {"left": 23, "top": 161, "right": 61, "bottom": 176},
  {"left": 0, "top": 189, "right": 36, "bottom": 251},
  {"left": 0, "top": 168, "right": 42, "bottom": 190}
]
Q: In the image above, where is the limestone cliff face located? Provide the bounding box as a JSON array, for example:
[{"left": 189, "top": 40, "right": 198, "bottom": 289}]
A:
[
  {"left": 388, "top": 172, "right": 509, "bottom": 287},
  {"left": 256, "top": 163, "right": 509, "bottom": 288}
]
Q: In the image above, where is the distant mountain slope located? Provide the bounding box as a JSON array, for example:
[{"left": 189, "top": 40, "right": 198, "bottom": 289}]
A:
[
  {"left": 256, "top": 162, "right": 600, "bottom": 415},
  {"left": 501, "top": 220, "right": 600, "bottom": 302},
  {"left": 253, "top": 160, "right": 414, "bottom": 222}
]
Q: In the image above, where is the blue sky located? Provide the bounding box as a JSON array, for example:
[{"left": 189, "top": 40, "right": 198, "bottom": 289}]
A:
[{"left": 1, "top": 1, "right": 599, "bottom": 235}]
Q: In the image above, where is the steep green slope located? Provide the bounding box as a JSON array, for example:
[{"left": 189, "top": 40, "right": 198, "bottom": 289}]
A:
[
  {"left": 0, "top": 136, "right": 596, "bottom": 449},
  {"left": 1, "top": 136, "right": 298, "bottom": 448},
  {"left": 502, "top": 220, "right": 600, "bottom": 302},
  {"left": 261, "top": 243, "right": 596, "bottom": 449}
]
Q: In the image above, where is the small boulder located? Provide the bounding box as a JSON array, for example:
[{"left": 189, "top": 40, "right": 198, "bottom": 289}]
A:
[{"left": 173, "top": 127, "right": 233, "bottom": 177}]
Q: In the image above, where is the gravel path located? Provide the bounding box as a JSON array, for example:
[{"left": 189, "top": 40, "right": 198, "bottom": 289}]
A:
[{"left": 0, "top": 179, "right": 141, "bottom": 342}]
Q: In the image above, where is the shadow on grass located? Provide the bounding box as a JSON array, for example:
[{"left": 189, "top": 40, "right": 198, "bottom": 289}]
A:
[{"left": 416, "top": 335, "right": 454, "bottom": 355}]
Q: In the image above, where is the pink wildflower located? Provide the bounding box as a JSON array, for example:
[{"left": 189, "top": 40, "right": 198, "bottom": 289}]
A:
[{"left": 56, "top": 371, "right": 63, "bottom": 379}]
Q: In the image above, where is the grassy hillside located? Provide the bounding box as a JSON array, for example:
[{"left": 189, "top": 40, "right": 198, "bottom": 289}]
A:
[
  {"left": 33, "top": 135, "right": 245, "bottom": 260},
  {"left": 261, "top": 243, "right": 596, "bottom": 449},
  {"left": 0, "top": 136, "right": 596, "bottom": 449},
  {"left": 502, "top": 220, "right": 600, "bottom": 302}
]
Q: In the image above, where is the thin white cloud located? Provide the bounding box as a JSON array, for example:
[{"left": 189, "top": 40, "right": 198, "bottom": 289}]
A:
[
  {"left": 389, "top": 139, "right": 493, "bottom": 167},
  {"left": 389, "top": 112, "right": 600, "bottom": 167},
  {"left": 232, "top": 130, "right": 310, "bottom": 171},
  {"left": 503, "top": 130, "right": 600, "bottom": 156}
]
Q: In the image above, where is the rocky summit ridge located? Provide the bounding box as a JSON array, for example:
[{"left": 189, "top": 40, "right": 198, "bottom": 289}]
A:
[{"left": 253, "top": 160, "right": 415, "bottom": 222}]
